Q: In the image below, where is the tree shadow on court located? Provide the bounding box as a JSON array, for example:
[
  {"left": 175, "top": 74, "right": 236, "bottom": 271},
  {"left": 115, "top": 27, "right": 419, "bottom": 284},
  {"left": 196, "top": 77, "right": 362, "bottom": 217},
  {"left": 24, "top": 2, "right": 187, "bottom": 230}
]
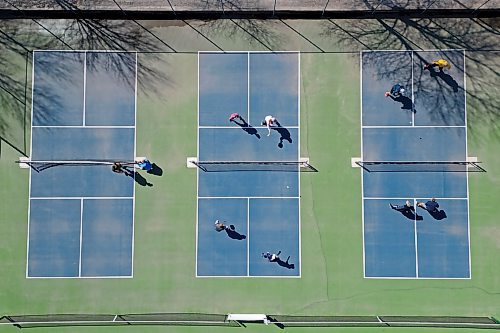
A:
[
  {"left": 231, "top": 117, "right": 261, "bottom": 139},
  {"left": 147, "top": 163, "right": 163, "bottom": 176},
  {"left": 198, "top": 1, "right": 284, "bottom": 50},
  {"left": 225, "top": 225, "right": 246, "bottom": 240},
  {"left": 321, "top": 15, "right": 500, "bottom": 140},
  {"left": 272, "top": 126, "right": 292, "bottom": 148}
]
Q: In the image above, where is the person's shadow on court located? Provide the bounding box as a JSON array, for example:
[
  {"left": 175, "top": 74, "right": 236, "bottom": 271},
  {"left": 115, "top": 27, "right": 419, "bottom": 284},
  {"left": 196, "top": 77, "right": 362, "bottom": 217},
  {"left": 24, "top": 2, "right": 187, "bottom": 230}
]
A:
[
  {"left": 389, "top": 95, "right": 416, "bottom": 113},
  {"left": 225, "top": 225, "right": 246, "bottom": 240},
  {"left": 126, "top": 169, "right": 153, "bottom": 187},
  {"left": 231, "top": 117, "right": 261, "bottom": 139},
  {"left": 393, "top": 206, "right": 423, "bottom": 221},
  {"left": 429, "top": 68, "right": 459, "bottom": 92},
  {"left": 276, "top": 256, "right": 295, "bottom": 269},
  {"left": 427, "top": 209, "right": 448, "bottom": 220},
  {"left": 271, "top": 124, "right": 292, "bottom": 148},
  {"left": 147, "top": 163, "right": 163, "bottom": 176}
]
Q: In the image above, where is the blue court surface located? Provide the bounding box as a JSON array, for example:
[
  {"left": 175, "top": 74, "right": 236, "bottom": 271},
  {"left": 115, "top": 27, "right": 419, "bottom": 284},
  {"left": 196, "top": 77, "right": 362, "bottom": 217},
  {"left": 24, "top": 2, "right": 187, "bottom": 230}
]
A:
[
  {"left": 27, "top": 51, "right": 137, "bottom": 278},
  {"left": 197, "top": 52, "right": 301, "bottom": 277},
  {"left": 361, "top": 50, "right": 471, "bottom": 279}
]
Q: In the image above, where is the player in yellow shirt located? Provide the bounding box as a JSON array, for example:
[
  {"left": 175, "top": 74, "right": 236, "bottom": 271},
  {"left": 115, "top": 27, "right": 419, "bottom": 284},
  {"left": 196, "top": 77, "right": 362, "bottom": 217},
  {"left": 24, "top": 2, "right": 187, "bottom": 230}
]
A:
[{"left": 424, "top": 59, "right": 451, "bottom": 72}]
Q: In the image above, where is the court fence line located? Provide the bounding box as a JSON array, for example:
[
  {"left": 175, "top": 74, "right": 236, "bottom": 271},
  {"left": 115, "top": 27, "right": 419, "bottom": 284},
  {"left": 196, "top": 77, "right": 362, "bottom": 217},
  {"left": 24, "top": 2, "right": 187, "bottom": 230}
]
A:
[{"left": 1, "top": 314, "right": 499, "bottom": 329}]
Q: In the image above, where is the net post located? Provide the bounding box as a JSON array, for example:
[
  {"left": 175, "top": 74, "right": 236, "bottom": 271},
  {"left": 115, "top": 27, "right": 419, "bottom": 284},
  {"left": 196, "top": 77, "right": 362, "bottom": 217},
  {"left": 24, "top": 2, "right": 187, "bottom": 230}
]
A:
[
  {"left": 186, "top": 157, "right": 198, "bottom": 169},
  {"left": 351, "top": 157, "right": 361, "bottom": 168},
  {"left": 18, "top": 156, "right": 30, "bottom": 169}
]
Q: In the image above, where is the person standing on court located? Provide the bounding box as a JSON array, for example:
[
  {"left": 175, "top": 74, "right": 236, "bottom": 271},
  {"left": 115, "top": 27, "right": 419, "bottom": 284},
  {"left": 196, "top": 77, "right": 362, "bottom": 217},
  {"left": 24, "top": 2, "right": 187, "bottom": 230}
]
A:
[
  {"left": 261, "top": 115, "right": 280, "bottom": 136},
  {"left": 229, "top": 112, "right": 243, "bottom": 122},
  {"left": 424, "top": 59, "right": 451, "bottom": 72},
  {"left": 384, "top": 83, "right": 405, "bottom": 98},
  {"left": 214, "top": 220, "right": 227, "bottom": 232},
  {"left": 390, "top": 200, "right": 414, "bottom": 214},
  {"left": 417, "top": 198, "right": 440, "bottom": 213}
]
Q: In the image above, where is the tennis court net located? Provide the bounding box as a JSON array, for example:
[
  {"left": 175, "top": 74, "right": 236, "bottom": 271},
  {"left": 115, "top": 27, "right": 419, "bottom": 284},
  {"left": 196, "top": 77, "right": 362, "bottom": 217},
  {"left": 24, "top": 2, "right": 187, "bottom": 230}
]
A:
[
  {"left": 17, "top": 159, "right": 136, "bottom": 173},
  {"left": 356, "top": 161, "right": 486, "bottom": 172},
  {"left": 189, "top": 160, "right": 317, "bottom": 172}
]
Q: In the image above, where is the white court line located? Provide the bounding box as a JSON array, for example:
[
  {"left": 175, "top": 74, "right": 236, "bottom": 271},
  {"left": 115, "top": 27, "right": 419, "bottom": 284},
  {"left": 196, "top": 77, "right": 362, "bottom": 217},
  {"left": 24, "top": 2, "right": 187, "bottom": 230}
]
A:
[
  {"left": 83, "top": 51, "right": 87, "bottom": 126},
  {"left": 32, "top": 125, "right": 135, "bottom": 128},
  {"left": 131, "top": 51, "right": 138, "bottom": 278},
  {"left": 199, "top": 126, "right": 299, "bottom": 129},
  {"left": 79, "top": 198, "right": 84, "bottom": 277},
  {"left": 198, "top": 50, "right": 300, "bottom": 54},
  {"left": 363, "top": 197, "right": 467, "bottom": 200},
  {"left": 464, "top": 49, "right": 472, "bottom": 278},
  {"left": 359, "top": 50, "right": 367, "bottom": 278},
  {"left": 26, "top": 51, "right": 36, "bottom": 279},
  {"left": 364, "top": 276, "right": 471, "bottom": 280},
  {"left": 195, "top": 51, "right": 201, "bottom": 277},
  {"left": 247, "top": 198, "right": 250, "bottom": 277},
  {"left": 362, "top": 125, "right": 466, "bottom": 129},
  {"left": 26, "top": 275, "right": 133, "bottom": 279},
  {"left": 247, "top": 52, "right": 250, "bottom": 123},
  {"left": 196, "top": 275, "right": 300, "bottom": 279},
  {"left": 297, "top": 51, "right": 302, "bottom": 277},
  {"left": 198, "top": 196, "right": 300, "bottom": 199},
  {"left": 30, "top": 197, "right": 134, "bottom": 200},
  {"left": 362, "top": 49, "right": 465, "bottom": 53},
  {"left": 33, "top": 49, "right": 138, "bottom": 53},
  {"left": 413, "top": 198, "right": 419, "bottom": 278},
  {"left": 411, "top": 51, "right": 415, "bottom": 126}
]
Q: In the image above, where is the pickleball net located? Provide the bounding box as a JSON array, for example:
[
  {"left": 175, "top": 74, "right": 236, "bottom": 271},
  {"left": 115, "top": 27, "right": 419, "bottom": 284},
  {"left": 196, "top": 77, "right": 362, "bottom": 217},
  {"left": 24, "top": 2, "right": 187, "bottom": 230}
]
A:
[
  {"left": 189, "top": 160, "right": 317, "bottom": 172},
  {"left": 16, "top": 159, "right": 137, "bottom": 173},
  {"left": 355, "top": 161, "right": 485, "bottom": 172}
]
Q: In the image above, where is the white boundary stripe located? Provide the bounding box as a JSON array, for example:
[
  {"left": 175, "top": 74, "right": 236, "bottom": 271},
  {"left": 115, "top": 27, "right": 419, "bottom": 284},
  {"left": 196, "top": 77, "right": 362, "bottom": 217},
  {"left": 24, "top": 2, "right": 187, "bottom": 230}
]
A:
[
  {"left": 30, "top": 197, "right": 134, "bottom": 200},
  {"left": 362, "top": 125, "right": 466, "bottom": 128},
  {"left": 364, "top": 276, "right": 471, "bottom": 280},
  {"left": 411, "top": 51, "right": 415, "bottom": 126},
  {"left": 247, "top": 198, "right": 250, "bottom": 276},
  {"left": 464, "top": 49, "right": 472, "bottom": 278},
  {"left": 79, "top": 198, "right": 84, "bottom": 277},
  {"left": 362, "top": 48, "right": 465, "bottom": 53},
  {"left": 32, "top": 125, "right": 135, "bottom": 128},
  {"left": 199, "top": 126, "right": 300, "bottom": 129},
  {"left": 131, "top": 51, "right": 138, "bottom": 278},
  {"left": 360, "top": 51, "right": 366, "bottom": 278},
  {"left": 195, "top": 51, "right": 200, "bottom": 277},
  {"left": 198, "top": 50, "right": 300, "bottom": 54},
  {"left": 363, "top": 197, "right": 467, "bottom": 200},
  {"left": 297, "top": 51, "right": 302, "bottom": 277},
  {"left": 83, "top": 51, "right": 87, "bottom": 126},
  {"left": 247, "top": 52, "right": 250, "bottom": 123},
  {"left": 413, "top": 198, "right": 419, "bottom": 278},
  {"left": 33, "top": 49, "right": 138, "bottom": 53},
  {"left": 26, "top": 51, "right": 36, "bottom": 278},
  {"left": 26, "top": 275, "right": 133, "bottom": 279},
  {"left": 196, "top": 275, "right": 300, "bottom": 279},
  {"left": 199, "top": 196, "right": 300, "bottom": 199}
]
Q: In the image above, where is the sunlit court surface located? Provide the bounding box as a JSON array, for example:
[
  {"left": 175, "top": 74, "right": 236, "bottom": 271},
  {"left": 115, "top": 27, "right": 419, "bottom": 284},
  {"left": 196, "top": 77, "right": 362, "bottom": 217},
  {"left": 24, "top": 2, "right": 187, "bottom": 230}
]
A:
[{"left": 0, "top": 3, "right": 499, "bottom": 332}]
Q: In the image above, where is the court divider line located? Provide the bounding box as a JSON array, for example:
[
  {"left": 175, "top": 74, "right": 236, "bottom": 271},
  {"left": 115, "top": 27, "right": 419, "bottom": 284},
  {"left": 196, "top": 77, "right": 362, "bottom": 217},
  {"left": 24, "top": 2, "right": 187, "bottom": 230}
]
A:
[
  {"left": 26, "top": 275, "right": 133, "bottom": 279},
  {"left": 411, "top": 51, "right": 415, "bottom": 126},
  {"left": 195, "top": 51, "right": 200, "bottom": 277},
  {"left": 360, "top": 50, "right": 367, "bottom": 278},
  {"left": 26, "top": 50, "right": 36, "bottom": 279},
  {"left": 199, "top": 196, "right": 300, "bottom": 199},
  {"left": 30, "top": 197, "right": 134, "bottom": 200},
  {"left": 247, "top": 198, "right": 250, "bottom": 277},
  {"left": 364, "top": 276, "right": 471, "bottom": 280},
  {"left": 362, "top": 125, "right": 466, "bottom": 128},
  {"left": 297, "top": 51, "right": 302, "bottom": 277},
  {"left": 199, "top": 126, "right": 300, "bottom": 129},
  {"left": 362, "top": 49, "right": 465, "bottom": 53},
  {"left": 363, "top": 197, "right": 467, "bottom": 200},
  {"left": 247, "top": 52, "right": 250, "bottom": 123},
  {"left": 413, "top": 198, "right": 419, "bottom": 278},
  {"left": 463, "top": 49, "right": 472, "bottom": 278},
  {"left": 131, "top": 51, "right": 138, "bottom": 278},
  {"left": 79, "top": 198, "right": 83, "bottom": 277},
  {"left": 32, "top": 125, "right": 135, "bottom": 128},
  {"left": 83, "top": 51, "right": 87, "bottom": 126}
]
